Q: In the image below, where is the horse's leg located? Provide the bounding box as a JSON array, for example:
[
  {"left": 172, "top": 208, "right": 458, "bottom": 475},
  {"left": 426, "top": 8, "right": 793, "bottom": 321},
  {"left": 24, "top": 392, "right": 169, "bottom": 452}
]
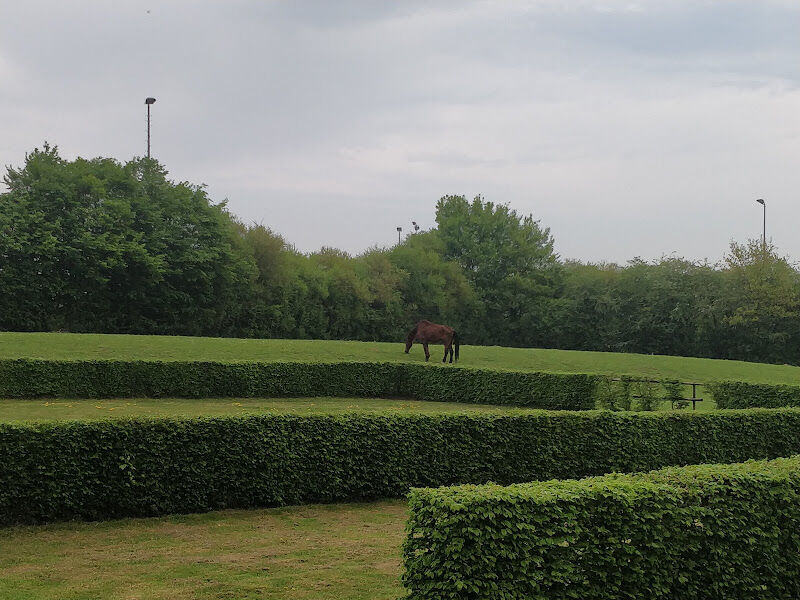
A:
[
  {"left": 442, "top": 343, "right": 449, "bottom": 363},
  {"left": 448, "top": 342, "right": 454, "bottom": 364},
  {"left": 423, "top": 343, "right": 430, "bottom": 361}
]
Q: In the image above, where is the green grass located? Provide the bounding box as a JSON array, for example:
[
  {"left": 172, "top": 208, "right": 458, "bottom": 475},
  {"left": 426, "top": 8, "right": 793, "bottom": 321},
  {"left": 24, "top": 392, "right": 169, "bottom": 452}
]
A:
[
  {"left": 0, "top": 397, "right": 531, "bottom": 423},
  {"left": 1, "top": 332, "right": 799, "bottom": 385},
  {"left": 0, "top": 500, "right": 408, "bottom": 600}
]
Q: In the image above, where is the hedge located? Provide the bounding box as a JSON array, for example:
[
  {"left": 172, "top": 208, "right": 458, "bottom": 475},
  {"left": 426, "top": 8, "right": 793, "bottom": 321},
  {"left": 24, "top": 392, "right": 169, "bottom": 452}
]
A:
[
  {"left": 0, "top": 359, "right": 598, "bottom": 410},
  {"left": 2, "top": 409, "right": 800, "bottom": 525},
  {"left": 710, "top": 380, "right": 800, "bottom": 409},
  {"left": 403, "top": 456, "right": 800, "bottom": 600}
]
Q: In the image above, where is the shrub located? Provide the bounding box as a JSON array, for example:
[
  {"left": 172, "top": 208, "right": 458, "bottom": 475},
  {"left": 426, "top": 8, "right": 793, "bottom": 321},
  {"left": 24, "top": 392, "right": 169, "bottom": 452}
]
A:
[
  {"left": 403, "top": 456, "right": 800, "bottom": 600},
  {"left": 0, "top": 359, "right": 598, "bottom": 410},
  {"left": 2, "top": 409, "right": 800, "bottom": 525},
  {"left": 710, "top": 380, "right": 800, "bottom": 409},
  {"left": 399, "top": 365, "right": 598, "bottom": 409}
]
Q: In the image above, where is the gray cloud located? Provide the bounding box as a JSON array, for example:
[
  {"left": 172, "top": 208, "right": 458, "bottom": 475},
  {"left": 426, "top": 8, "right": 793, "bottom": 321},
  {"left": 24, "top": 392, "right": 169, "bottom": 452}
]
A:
[{"left": 1, "top": 0, "right": 799, "bottom": 263}]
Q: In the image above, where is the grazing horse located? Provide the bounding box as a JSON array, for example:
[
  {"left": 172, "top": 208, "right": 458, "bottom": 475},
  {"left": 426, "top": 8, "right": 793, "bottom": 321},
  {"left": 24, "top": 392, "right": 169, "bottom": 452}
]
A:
[{"left": 404, "top": 320, "right": 460, "bottom": 363}]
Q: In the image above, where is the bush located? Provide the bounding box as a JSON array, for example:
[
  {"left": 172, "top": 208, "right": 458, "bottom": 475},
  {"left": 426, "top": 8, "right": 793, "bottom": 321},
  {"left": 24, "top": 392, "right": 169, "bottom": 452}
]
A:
[
  {"left": 400, "top": 365, "right": 598, "bottom": 409},
  {"left": 2, "top": 409, "right": 800, "bottom": 525},
  {"left": 403, "top": 456, "right": 800, "bottom": 600},
  {"left": 0, "top": 359, "right": 400, "bottom": 399},
  {"left": 710, "top": 380, "right": 800, "bottom": 409},
  {"left": 0, "top": 359, "right": 598, "bottom": 410}
]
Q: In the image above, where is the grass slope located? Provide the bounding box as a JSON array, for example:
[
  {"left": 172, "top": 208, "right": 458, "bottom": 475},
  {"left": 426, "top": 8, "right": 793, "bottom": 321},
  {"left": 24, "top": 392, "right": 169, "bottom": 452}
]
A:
[
  {"left": 1, "top": 332, "right": 799, "bottom": 384},
  {"left": 0, "top": 397, "right": 531, "bottom": 423},
  {"left": 0, "top": 501, "right": 407, "bottom": 600}
]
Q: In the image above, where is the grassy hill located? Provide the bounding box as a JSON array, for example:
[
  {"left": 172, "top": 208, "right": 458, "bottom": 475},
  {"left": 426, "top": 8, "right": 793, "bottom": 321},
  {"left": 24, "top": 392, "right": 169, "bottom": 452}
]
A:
[{"left": 1, "top": 332, "right": 799, "bottom": 385}]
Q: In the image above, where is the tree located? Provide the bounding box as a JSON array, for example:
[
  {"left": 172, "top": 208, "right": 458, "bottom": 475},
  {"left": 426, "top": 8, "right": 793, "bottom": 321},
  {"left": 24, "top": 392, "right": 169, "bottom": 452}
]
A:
[
  {"left": 719, "top": 239, "right": 800, "bottom": 363},
  {"left": 435, "top": 195, "right": 562, "bottom": 345},
  {"left": 0, "top": 145, "right": 254, "bottom": 334},
  {"left": 389, "top": 231, "right": 480, "bottom": 338}
]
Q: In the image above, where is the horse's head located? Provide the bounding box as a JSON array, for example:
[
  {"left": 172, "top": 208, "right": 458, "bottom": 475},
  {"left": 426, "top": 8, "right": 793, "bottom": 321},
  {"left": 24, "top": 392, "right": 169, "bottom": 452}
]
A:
[{"left": 404, "top": 326, "right": 417, "bottom": 353}]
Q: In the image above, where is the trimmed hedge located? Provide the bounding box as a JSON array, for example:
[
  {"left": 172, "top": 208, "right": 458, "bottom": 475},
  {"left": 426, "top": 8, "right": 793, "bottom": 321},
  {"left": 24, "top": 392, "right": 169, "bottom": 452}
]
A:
[
  {"left": 0, "top": 359, "right": 598, "bottom": 410},
  {"left": 710, "top": 380, "right": 800, "bottom": 409},
  {"left": 2, "top": 409, "right": 800, "bottom": 525},
  {"left": 403, "top": 456, "right": 800, "bottom": 600},
  {"left": 399, "top": 365, "right": 598, "bottom": 409}
]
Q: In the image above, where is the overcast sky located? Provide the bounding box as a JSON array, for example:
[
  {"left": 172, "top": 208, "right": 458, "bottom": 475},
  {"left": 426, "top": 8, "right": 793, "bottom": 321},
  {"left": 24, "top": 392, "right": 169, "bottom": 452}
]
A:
[{"left": 1, "top": 0, "right": 799, "bottom": 263}]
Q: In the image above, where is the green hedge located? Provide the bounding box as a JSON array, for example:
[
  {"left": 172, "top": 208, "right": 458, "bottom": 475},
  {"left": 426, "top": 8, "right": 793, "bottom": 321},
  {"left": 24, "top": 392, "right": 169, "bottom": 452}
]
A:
[
  {"left": 403, "top": 456, "right": 800, "bottom": 600},
  {"left": 0, "top": 359, "right": 598, "bottom": 410},
  {"left": 710, "top": 380, "right": 800, "bottom": 409},
  {"left": 399, "top": 365, "right": 598, "bottom": 409},
  {"left": 2, "top": 409, "right": 800, "bottom": 525}
]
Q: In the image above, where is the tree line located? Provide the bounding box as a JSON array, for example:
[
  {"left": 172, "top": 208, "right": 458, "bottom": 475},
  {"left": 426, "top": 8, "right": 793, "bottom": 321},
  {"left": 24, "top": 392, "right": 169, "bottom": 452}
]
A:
[{"left": 2, "top": 146, "right": 798, "bottom": 364}]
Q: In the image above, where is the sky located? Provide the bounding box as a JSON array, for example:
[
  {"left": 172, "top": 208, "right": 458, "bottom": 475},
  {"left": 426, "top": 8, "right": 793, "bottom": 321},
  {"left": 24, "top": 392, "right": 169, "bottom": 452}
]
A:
[{"left": 1, "top": 0, "right": 799, "bottom": 264}]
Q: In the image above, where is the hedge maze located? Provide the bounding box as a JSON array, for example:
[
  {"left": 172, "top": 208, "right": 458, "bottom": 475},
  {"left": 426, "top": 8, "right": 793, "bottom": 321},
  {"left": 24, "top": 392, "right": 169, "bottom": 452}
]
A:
[
  {"left": 2, "top": 357, "right": 799, "bottom": 597},
  {"left": 403, "top": 456, "right": 800, "bottom": 599}
]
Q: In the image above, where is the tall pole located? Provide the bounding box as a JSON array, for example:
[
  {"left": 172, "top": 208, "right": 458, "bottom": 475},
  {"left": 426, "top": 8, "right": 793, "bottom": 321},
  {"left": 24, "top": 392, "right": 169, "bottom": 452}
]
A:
[
  {"left": 756, "top": 198, "right": 766, "bottom": 250},
  {"left": 396, "top": 226, "right": 402, "bottom": 244},
  {"left": 145, "top": 97, "right": 156, "bottom": 158}
]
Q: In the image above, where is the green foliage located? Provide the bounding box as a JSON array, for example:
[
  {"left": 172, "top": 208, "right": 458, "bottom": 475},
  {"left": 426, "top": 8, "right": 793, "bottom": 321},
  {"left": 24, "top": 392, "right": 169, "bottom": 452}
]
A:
[
  {"left": 400, "top": 366, "right": 597, "bottom": 409},
  {"left": 710, "top": 380, "right": 800, "bottom": 409},
  {"left": 557, "top": 258, "right": 723, "bottom": 356},
  {"left": 593, "top": 377, "right": 633, "bottom": 411},
  {"left": 3, "top": 410, "right": 800, "bottom": 525},
  {"left": 388, "top": 231, "right": 480, "bottom": 333},
  {"left": 403, "top": 455, "right": 800, "bottom": 600},
  {"left": 0, "top": 359, "right": 596, "bottom": 410},
  {"left": 0, "top": 360, "right": 400, "bottom": 399},
  {"left": 594, "top": 377, "right": 688, "bottom": 411},
  {"left": 0, "top": 145, "right": 254, "bottom": 335},
  {"left": 435, "top": 195, "right": 562, "bottom": 346},
  {"left": 5, "top": 143, "right": 800, "bottom": 366},
  {"left": 721, "top": 240, "right": 800, "bottom": 363}
]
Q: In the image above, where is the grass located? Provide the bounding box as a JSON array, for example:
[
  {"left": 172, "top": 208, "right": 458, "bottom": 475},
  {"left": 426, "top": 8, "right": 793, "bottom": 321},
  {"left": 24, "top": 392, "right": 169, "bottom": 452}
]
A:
[
  {"left": 0, "top": 500, "right": 408, "bottom": 600},
  {"left": 0, "top": 397, "right": 532, "bottom": 423},
  {"left": 1, "top": 332, "right": 800, "bottom": 385}
]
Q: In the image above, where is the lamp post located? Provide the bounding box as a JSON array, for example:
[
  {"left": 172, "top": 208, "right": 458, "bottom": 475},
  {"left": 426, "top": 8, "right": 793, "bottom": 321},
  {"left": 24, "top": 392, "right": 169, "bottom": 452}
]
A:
[
  {"left": 145, "top": 97, "right": 156, "bottom": 158},
  {"left": 756, "top": 198, "right": 765, "bottom": 250},
  {"left": 396, "top": 226, "right": 402, "bottom": 244}
]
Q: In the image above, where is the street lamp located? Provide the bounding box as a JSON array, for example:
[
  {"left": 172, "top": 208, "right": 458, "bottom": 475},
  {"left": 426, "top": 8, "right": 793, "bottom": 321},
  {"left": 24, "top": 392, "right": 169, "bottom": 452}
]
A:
[
  {"left": 756, "top": 198, "right": 765, "bottom": 250},
  {"left": 145, "top": 97, "right": 156, "bottom": 158},
  {"left": 396, "top": 226, "right": 402, "bottom": 244}
]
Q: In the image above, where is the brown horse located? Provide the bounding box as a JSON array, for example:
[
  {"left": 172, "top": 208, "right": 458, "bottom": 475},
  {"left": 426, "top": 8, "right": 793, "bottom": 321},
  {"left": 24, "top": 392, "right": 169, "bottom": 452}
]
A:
[{"left": 404, "top": 320, "right": 460, "bottom": 363}]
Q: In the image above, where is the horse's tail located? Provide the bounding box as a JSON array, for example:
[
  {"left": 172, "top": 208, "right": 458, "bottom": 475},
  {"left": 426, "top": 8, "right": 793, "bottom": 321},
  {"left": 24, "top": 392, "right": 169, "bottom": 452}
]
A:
[{"left": 453, "top": 331, "right": 460, "bottom": 361}]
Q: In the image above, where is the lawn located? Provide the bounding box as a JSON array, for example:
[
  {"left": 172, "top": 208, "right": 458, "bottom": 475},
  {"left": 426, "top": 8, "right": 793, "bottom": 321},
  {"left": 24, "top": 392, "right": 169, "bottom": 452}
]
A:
[
  {"left": 1, "top": 332, "right": 799, "bottom": 385},
  {"left": 0, "top": 500, "right": 408, "bottom": 600},
  {"left": 0, "top": 397, "right": 532, "bottom": 423}
]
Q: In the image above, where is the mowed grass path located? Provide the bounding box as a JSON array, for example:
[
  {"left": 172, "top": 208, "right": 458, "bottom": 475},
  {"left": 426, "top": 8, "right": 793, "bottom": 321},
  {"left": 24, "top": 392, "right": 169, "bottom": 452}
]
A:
[
  {"left": 0, "top": 397, "right": 530, "bottom": 423},
  {"left": 2, "top": 332, "right": 799, "bottom": 384},
  {"left": 0, "top": 501, "right": 408, "bottom": 600}
]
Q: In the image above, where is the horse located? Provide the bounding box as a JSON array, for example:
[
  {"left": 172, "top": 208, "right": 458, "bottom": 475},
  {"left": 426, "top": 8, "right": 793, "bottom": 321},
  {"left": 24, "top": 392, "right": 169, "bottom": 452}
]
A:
[{"left": 404, "top": 320, "right": 460, "bottom": 363}]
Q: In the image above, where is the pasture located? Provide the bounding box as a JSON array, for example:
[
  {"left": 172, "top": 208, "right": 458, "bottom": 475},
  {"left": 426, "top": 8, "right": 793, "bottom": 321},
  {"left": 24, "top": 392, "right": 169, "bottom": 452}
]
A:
[
  {"left": 2, "top": 332, "right": 799, "bottom": 598},
  {"left": 0, "top": 397, "right": 529, "bottom": 423},
  {"left": 3, "top": 331, "right": 800, "bottom": 384},
  {"left": 0, "top": 501, "right": 408, "bottom": 600}
]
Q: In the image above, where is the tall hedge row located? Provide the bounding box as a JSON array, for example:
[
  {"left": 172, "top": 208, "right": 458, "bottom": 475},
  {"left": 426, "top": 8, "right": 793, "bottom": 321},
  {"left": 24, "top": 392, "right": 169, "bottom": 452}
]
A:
[
  {"left": 710, "top": 380, "right": 800, "bottom": 409},
  {"left": 0, "top": 359, "right": 598, "bottom": 409},
  {"left": 2, "top": 409, "right": 800, "bottom": 525},
  {"left": 403, "top": 456, "right": 800, "bottom": 600}
]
